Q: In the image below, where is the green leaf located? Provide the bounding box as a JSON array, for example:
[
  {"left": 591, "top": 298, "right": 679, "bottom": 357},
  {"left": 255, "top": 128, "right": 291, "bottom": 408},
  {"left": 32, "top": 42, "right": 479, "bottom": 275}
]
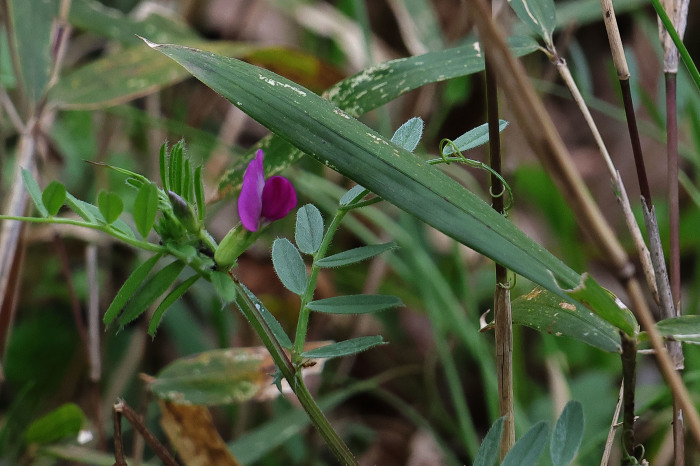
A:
[
  {"left": 5, "top": 0, "right": 56, "bottom": 104},
  {"left": 25, "top": 403, "right": 85, "bottom": 445},
  {"left": 316, "top": 242, "right": 397, "bottom": 268},
  {"left": 210, "top": 271, "right": 237, "bottom": 304},
  {"left": 295, "top": 204, "right": 324, "bottom": 254},
  {"left": 442, "top": 120, "right": 509, "bottom": 155},
  {"left": 473, "top": 416, "right": 506, "bottom": 466},
  {"left": 391, "top": 117, "right": 423, "bottom": 152},
  {"left": 169, "top": 141, "right": 183, "bottom": 195},
  {"left": 502, "top": 421, "right": 549, "bottom": 466},
  {"left": 271, "top": 238, "right": 307, "bottom": 295},
  {"left": 563, "top": 274, "right": 637, "bottom": 336},
  {"left": 239, "top": 283, "right": 292, "bottom": 349},
  {"left": 511, "top": 287, "right": 621, "bottom": 353},
  {"left": 41, "top": 181, "right": 66, "bottom": 217},
  {"left": 104, "top": 254, "right": 162, "bottom": 326},
  {"left": 65, "top": 193, "right": 95, "bottom": 223},
  {"left": 150, "top": 41, "right": 630, "bottom": 326},
  {"left": 307, "top": 295, "right": 402, "bottom": 314},
  {"left": 133, "top": 182, "right": 159, "bottom": 238},
  {"left": 194, "top": 165, "right": 205, "bottom": 221},
  {"left": 550, "top": 400, "right": 584, "bottom": 466},
  {"left": 149, "top": 347, "right": 281, "bottom": 405},
  {"left": 654, "top": 315, "right": 700, "bottom": 344},
  {"left": 118, "top": 259, "right": 186, "bottom": 326},
  {"left": 301, "top": 336, "right": 386, "bottom": 360},
  {"left": 97, "top": 191, "right": 124, "bottom": 224},
  {"left": 508, "top": 0, "right": 557, "bottom": 46},
  {"left": 49, "top": 40, "right": 256, "bottom": 110},
  {"left": 339, "top": 185, "right": 367, "bottom": 207},
  {"left": 21, "top": 168, "right": 48, "bottom": 217},
  {"left": 159, "top": 142, "right": 169, "bottom": 191},
  {"left": 148, "top": 275, "right": 199, "bottom": 337},
  {"left": 215, "top": 36, "right": 539, "bottom": 198}
]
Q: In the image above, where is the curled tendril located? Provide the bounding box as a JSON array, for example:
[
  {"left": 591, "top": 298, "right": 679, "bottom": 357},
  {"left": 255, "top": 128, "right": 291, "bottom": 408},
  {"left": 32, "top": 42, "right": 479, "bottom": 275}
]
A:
[{"left": 432, "top": 138, "right": 514, "bottom": 214}]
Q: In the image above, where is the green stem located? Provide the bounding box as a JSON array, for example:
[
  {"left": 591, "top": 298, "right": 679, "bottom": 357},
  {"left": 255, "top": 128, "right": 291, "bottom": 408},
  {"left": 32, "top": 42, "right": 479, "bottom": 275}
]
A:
[
  {"left": 231, "top": 274, "right": 357, "bottom": 465},
  {"left": 293, "top": 209, "right": 348, "bottom": 359}
]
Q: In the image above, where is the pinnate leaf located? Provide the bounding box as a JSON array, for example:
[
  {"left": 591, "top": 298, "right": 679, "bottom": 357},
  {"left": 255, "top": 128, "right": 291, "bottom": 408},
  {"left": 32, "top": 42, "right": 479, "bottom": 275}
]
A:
[
  {"left": 239, "top": 283, "right": 292, "bottom": 349},
  {"left": 295, "top": 204, "right": 324, "bottom": 254},
  {"left": 211, "top": 270, "right": 237, "bottom": 304},
  {"left": 391, "top": 117, "right": 423, "bottom": 152},
  {"left": 104, "top": 254, "right": 162, "bottom": 326},
  {"left": 21, "top": 168, "right": 48, "bottom": 217},
  {"left": 502, "top": 421, "right": 549, "bottom": 466},
  {"left": 550, "top": 400, "right": 584, "bottom": 466},
  {"left": 118, "top": 259, "right": 186, "bottom": 326},
  {"left": 41, "top": 181, "right": 66, "bottom": 216},
  {"left": 301, "top": 335, "right": 386, "bottom": 360},
  {"left": 148, "top": 274, "right": 199, "bottom": 337},
  {"left": 306, "top": 295, "right": 402, "bottom": 314},
  {"left": 272, "top": 238, "right": 307, "bottom": 295},
  {"left": 473, "top": 416, "right": 506, "bottom": 466},
  {"left": 97, "top": 191, "right": 124, "bottom": 224},
  {"left": 442, "top": 120, "right": 508, "bottom": 155},
  {"left": 133, "top": 182, "right": 159, "bottom": 238},
  {"left": 316, "top": 242, "right": 397, "bottom": 268}
]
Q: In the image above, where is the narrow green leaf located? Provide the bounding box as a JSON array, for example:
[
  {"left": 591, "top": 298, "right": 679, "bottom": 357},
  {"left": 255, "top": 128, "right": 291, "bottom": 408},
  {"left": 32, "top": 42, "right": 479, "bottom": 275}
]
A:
[
  {"left": 25, "top": 403, "right": 85, "bottom": 445},
  {"left": 118, "top": 259, "right": 186, "bottom": 326},
  {"left": 295, "top": 204, "right": 324, "bottom": 254},
  {"left": 307, "top": 295, "right": 402, "bottom": 314},
  {"left": 239, "top": 283, "right": 292, "bottom": 349},
  {"left": 149, "top": 41, "right": 629, "bottom": 323},
  {"left": 41, "top": 181, "right": 67, "bottom": 216},
  {"left": 5, "top": 0, "right": 56, "bottom": 104},
  {"left": 339, "top": 185, "right": 367, "bottom": 207},
  {"left": 211, "top": 270, "right": 237, "bottom": 304},
  {"left": 550, "top": 400, "right": 584, "bottom": 466},
  {"left": 442, "top": 120, "right": 509, "bottom": 155},
  {"left": 194, "top": 165, "right": 205, "bottom": 221},
  {"left": 183, "top": 158, "right": 193, "bottom": 204},
  {"left": 215, "top": 36, "right": 539, "bottom": 198},
  {"left": 148, "top": 274, "right": 199, "bottom": 337},
  {"left": 97, "top": 191, "right": 124, "bottom": 224},
  {"left": 65, "top": 193, "right": 95, "bottom": 223},
  {"left": 316, "top": 242, "right": 397, "bottom": 268},
  {"left": 654, "top": 315, "right": 700, "bottom": 345},
  {"left": 563, "top": 274, "right": 637, "bottom": 336},
  {"left": 271, "top": 238, "right": 307, "bottom": 295},
  {"left": 391, "top": 117, "right": 423, "bottom": 152},
  {"left": 508, "top": 0, "right": 557, "bottom": 47},
  {"left": 301, "top": 335, "right": 386, "bottom": 359},
  {"left": 511, "top": 287, "right": 621, "bottom": 353},
  {"left": 473, "top": 416, "right": 506, "bottom": 466},
  {"left": 159, "top": 142, "right": 169, "bottom": 191},
  {"left": 133, "top": 182, "right": 158, "bottom": 238},
  {"left": 21, "top": 168, "right": 49, "bottom": 217},
  {"left": 169, "top": 141, "right": 183, "bottom": 195},
  {"left": 502, "top": 421, "right": 549, "bottom": 466},
  {"left": 104, "top": 254, "right": 162, "bottom": 326}
]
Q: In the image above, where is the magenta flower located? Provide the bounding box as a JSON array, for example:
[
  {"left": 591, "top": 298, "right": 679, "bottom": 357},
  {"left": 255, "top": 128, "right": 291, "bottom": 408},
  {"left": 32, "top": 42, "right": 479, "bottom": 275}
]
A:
[{"left": 238, "top": 149, "right": 297, "bottom": 232}]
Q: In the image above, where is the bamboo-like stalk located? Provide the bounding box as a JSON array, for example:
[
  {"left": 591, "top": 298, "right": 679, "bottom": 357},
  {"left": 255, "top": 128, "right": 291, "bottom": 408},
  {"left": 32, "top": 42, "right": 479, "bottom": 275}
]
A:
[
  {"left": 463, "top": 0, "right": 700, "bottom": 446},
  {"left": 620, "top": 332, "right": 637, "bottom": 463},
  {"left": 484, "top": 6, "right": 514, "bottom": 456}
]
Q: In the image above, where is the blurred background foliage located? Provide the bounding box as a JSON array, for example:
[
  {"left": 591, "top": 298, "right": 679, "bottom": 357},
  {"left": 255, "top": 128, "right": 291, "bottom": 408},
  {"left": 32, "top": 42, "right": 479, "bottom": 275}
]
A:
[{"left": 1, "top": 0, "right": 699, "bottom": 464}]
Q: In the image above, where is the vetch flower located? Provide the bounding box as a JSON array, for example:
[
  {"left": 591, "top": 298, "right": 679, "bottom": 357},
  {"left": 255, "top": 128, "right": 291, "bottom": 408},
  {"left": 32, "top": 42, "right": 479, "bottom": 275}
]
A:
[{"left": 238, "top": 149, "right": 297, "bottom": 232}]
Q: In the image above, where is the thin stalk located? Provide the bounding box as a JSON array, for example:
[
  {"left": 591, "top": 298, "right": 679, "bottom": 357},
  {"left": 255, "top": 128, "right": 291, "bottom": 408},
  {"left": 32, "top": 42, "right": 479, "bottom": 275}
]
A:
[
  {"left": 666, "top": 73, "right": 680, "bottom": 313},
  {"left": 484, "top": 20, "right": 514, "bottom": 457},
  {"left": 619, "top": 79, "right": 652, "bottom": 206},
  {"left": 651, "top": 0, "right": 699, "bottom": 92},
  {"left": 292, "top": 209, "right": 347, "bottom": 359},
  {"left": 230, "top": 274, "right": 357, "bottom": 465},
  {"left": 464, "top": 0, "right": 700, "bottom": 446},
  {"left": 620, "top": 332, "right": 637, "bottom": 463}
]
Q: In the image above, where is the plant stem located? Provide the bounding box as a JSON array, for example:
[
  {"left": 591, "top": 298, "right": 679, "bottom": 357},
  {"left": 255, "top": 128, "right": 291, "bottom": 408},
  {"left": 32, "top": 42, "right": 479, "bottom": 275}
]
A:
[
  {"left": 293, "top": 209, "right": 347, "bottom": 359},
  {"left": 620, "top": 332, "right": 637, "bottom": 463},
  {"left": 230, "top": 273, "right": 357, "bottom": 465},
  {"left": 484, "top": 17, "right": 514, "bottom": 457},
  {"left": 619, "top": 79, "right": 652, "bottom": 206}
]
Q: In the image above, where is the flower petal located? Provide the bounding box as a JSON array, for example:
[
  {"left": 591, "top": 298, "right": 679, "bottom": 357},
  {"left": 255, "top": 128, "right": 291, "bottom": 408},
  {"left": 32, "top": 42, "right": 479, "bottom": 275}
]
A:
[
  {"left": 261, "top": 176, "right": 297, "bottom": 221},
  {"left": 238, "top": 150, "right": 265, "bottom": 231}
]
